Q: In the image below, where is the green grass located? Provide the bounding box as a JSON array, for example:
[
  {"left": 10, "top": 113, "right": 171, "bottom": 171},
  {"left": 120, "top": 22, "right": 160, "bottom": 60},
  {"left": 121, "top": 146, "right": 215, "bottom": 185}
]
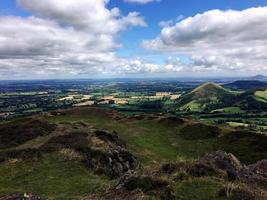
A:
[
  {"left": 217, "top": 131, "right": 267, "bottom": 164},
  {"left": 1, "top": 108, "right": 266, "bottom": 199},
  {"left": 173, "top": 177, "right": 225, "bottom": 200},
  {"left": 211, "top": 106, "right": 244, "bottom": 114},
  {"left": 0, "top": 154, "right": 110, "bottom": 200},
  {"left": 255, "top": 89, "right": 267, "bottom": 102},
  {"left": 45, "top": 113, "right": 217, "bottom": 166},
  {"left": 181, "top": 101, "right": 202, "bottom": 111}
]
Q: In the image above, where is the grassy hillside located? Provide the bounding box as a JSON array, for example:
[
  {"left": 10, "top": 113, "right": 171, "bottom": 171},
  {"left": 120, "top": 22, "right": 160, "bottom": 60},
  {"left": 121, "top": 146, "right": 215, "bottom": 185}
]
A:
[
  {"left": 177, "top": 82, "right": 267, "bottom": 113},
  {"left": 176, "top": 83, "right": 237, "bottom": 112},
  {"left": 0, "top": 107, "right": 266, "bottom": 199},
  {"left": 255, "top": 89, "right": 267, "bottom": 102}
]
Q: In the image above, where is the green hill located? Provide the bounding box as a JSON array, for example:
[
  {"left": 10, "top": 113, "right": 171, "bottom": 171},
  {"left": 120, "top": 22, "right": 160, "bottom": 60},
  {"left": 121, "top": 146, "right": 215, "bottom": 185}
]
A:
[
  {"left": 177, "top": 82, "right": 267, "bottom": 113},
  {"left": 177, "top": 82, "right": 236, "bottom": 112}
]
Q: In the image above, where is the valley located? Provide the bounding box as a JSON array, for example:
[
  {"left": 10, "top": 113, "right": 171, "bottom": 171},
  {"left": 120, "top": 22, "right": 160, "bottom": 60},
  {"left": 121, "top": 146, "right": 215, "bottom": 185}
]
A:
[{"left": 0, "top": 78, "right": 266, "bottom": 199}]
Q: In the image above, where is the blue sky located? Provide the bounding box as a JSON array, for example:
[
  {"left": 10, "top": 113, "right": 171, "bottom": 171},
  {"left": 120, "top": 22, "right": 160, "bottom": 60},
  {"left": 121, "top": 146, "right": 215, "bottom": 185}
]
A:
[{"left": 0, "top": 0, "right": 267, "bottom": 79}]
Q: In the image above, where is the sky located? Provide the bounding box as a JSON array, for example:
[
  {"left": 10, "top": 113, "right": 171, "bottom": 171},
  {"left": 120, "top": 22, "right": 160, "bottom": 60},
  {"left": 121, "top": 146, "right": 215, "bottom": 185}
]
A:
[{"left": 0, "top": 0, "right": 267, "bottom": 79}]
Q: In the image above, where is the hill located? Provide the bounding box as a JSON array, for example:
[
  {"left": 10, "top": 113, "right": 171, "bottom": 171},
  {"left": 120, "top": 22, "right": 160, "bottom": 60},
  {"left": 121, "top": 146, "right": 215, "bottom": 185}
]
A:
[
  {"left": 250, "top": 74, "right": 267, "bottom": 80},
  {"left": 0, "top": 107, "right": 266, "bottom": 199},
  {"left": 176, "top": 82, "right": 237, "bottom": 112},
  {"left": 224, "top": 80, "right": 267, "bottom": 90}
]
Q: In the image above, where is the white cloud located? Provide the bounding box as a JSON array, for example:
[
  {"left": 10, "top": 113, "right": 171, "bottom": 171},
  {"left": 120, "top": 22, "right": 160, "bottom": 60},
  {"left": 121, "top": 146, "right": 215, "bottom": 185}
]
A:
[
  {"left": 124, "top": 0, "right": 160, "bottom": 4},
  {"left": 143, "top": 7, "right": 267, "bottom": 74},
  {"left": 0, "top": 0, "right": 148, "bottom": 79}
]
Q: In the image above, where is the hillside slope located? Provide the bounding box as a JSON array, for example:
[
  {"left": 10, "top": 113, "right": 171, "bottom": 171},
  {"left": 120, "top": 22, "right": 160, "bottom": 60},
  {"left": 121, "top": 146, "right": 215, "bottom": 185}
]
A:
[
  {"left": 176, "top": 83, "right": 236, "bottom": 112},
  {"left": 0, "top": 107, "right": 266, "bottom": 199}
]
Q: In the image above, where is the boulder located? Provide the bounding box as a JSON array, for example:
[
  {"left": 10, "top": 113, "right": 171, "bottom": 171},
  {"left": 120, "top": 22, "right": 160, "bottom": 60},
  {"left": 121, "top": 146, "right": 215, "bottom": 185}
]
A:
[
  {"left": 188, "top": 151, "right": 243, "bottom": 180},
  {"left": 238, "top": 160, "right": 267, "bottom": 189}
]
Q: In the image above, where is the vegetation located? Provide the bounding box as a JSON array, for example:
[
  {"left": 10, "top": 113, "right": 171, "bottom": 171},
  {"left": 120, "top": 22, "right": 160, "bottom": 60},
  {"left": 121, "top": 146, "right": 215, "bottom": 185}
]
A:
[{"left": 0, "top": 79, "right": 266, "bottom": 199}]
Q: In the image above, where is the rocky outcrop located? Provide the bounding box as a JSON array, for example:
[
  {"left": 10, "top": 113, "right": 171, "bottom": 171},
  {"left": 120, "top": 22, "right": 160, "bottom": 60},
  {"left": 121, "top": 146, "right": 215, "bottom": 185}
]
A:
[
  {"left": 188, "top": 151, "right": 243, "bottom": 180},
  {"left": 186, "top": 151, "right": 267, "bottom": 199},
  {"left": 42, "top": 130, "right": 139, "bottom": 178},
  {"left": 238, "top": 160, "right": 267, "bottom": 189},
  {"left": 84, "top": 131, "right": 140, "bottom": 178}
]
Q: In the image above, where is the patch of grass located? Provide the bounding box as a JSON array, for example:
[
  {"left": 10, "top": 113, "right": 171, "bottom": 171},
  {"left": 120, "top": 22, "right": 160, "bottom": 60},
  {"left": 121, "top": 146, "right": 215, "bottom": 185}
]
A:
[
  {"left": 180, "top": 123, "right": 220, "bottom": 140},
  {"left": 218, "top": 131, "right": 267, "bottom": 164},
  {"left": 173, "top": 177, "right": 225, "bottom": 200},
  {"left": 255, "top": 89, "right": 267, "bottom": 102},
  {"left": 211, "top": 106, "right": 244, "bottom": 114},
  {"left": 0, "top": 154, "right": 110, "bottom": 200}
]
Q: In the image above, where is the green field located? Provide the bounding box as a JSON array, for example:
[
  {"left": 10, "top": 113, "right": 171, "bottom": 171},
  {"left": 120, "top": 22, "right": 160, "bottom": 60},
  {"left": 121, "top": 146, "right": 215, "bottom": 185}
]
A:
[
  {"left": 255, "top": 89, "right": 267, "bottom": 102},
  {"left": 211, "top": 106, "right": 244, "bottom": 114}
]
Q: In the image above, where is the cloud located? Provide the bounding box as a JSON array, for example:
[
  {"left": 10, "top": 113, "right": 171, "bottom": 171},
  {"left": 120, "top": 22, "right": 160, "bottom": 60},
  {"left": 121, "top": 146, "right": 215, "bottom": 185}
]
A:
[
  {"left": 0, "top": 0, "right": 147, "bottom": 79},
  {"left": 142, "top": 7, "right": 267, "bottom": 74},
  {"left": 124, "top": 0, "right": 160, "bottom": 4}
]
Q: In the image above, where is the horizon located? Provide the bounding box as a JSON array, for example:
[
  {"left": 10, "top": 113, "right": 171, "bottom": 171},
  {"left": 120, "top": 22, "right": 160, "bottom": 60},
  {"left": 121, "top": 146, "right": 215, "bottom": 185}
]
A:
[
  {"left": 0, "top": 0, "right": 267, "bottom": 79},
  {"left": 0, "top": 74, "right": 266, "bottom": 82}
]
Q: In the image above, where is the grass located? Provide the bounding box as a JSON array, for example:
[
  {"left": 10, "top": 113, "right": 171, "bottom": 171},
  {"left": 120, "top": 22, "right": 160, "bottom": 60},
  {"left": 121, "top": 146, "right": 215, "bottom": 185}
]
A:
[
  {"left": 211, "top": 106, "right": 244, "bottom": 114},
  {"left": 1, "top": 107, "right": 266, "bottom": 199},
  {"left": 255, "top": 89, "right": 267, "bottom": 102},
  {"left": 44, "top": 111, "right": 218, "bottom": 166},
  {"left": 173, "top": 177, "right": 226, "bottom": 200},
  {"left": 181, "top": 101, "right": 202, "bottom": 111},
  {"left": 0, "top": 154, "right": 110, "bottom": 200},
  {"left": 217, "top": 130, "right": 267, "bottom": 164}
]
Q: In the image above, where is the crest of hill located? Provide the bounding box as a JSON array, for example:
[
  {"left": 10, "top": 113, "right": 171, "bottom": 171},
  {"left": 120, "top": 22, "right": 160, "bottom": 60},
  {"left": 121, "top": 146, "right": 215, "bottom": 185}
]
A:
[{"left": 189, "top": 82, "right": 230, "bottom": 99}]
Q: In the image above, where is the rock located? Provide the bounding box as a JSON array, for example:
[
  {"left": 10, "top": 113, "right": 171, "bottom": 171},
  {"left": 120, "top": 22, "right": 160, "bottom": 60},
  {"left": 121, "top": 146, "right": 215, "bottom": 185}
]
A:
[
  {"left": 0, "top": 193, "right": 41, "bottom": 200},
  {"left": 84, "top": 130, "right": 140, "bottom": 178},
  {"left": 238, "top": 160, "right": 267, "bottom": 189},
  {"left": 188, "top": 151, "right": 243, "bottom": 180},
  {"left": 41, "top": 129, "right": 139, "bottom": 178}
]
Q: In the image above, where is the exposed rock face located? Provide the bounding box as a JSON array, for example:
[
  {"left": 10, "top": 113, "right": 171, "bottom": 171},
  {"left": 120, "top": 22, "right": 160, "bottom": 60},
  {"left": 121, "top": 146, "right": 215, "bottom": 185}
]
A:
[
  {"left": 187, "top": 151, "right": 267, "bottom": 199},
  {"left": 84, "top": 131, "right": 140, "bottom": 178},
  {"left": 239, "top": 160, "right": 267, "bottom": 189},
  {"left": 188, "top": 151, "right": 243, "bottom": 180},
  {"left": 42, "top": 130, "right": 139, "bottom": 178}
]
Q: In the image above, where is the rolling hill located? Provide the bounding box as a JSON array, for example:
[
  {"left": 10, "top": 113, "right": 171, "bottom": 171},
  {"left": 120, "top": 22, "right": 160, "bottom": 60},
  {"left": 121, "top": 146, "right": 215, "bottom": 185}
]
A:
[
  {"left": 177, "top": 82, "right": 267, "bottom": 113},
  {"left": 176, "top": 82, "right": 237, "bottom": 112}
]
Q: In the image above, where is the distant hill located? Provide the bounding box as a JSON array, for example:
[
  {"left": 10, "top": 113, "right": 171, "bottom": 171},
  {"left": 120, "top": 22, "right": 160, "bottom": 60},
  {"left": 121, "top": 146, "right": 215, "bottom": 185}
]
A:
[
  {"left": 224, "top": 80, "right": 267, "bottom": 90},
  {"left": 176, "top": 82, "right": 236, "bottom": 112},
  {"left": 177, "top": 82, "right": 267, "bottom": 112},
  {"left": 250, "top": 74, "right": 267, "bottom": 80}
]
